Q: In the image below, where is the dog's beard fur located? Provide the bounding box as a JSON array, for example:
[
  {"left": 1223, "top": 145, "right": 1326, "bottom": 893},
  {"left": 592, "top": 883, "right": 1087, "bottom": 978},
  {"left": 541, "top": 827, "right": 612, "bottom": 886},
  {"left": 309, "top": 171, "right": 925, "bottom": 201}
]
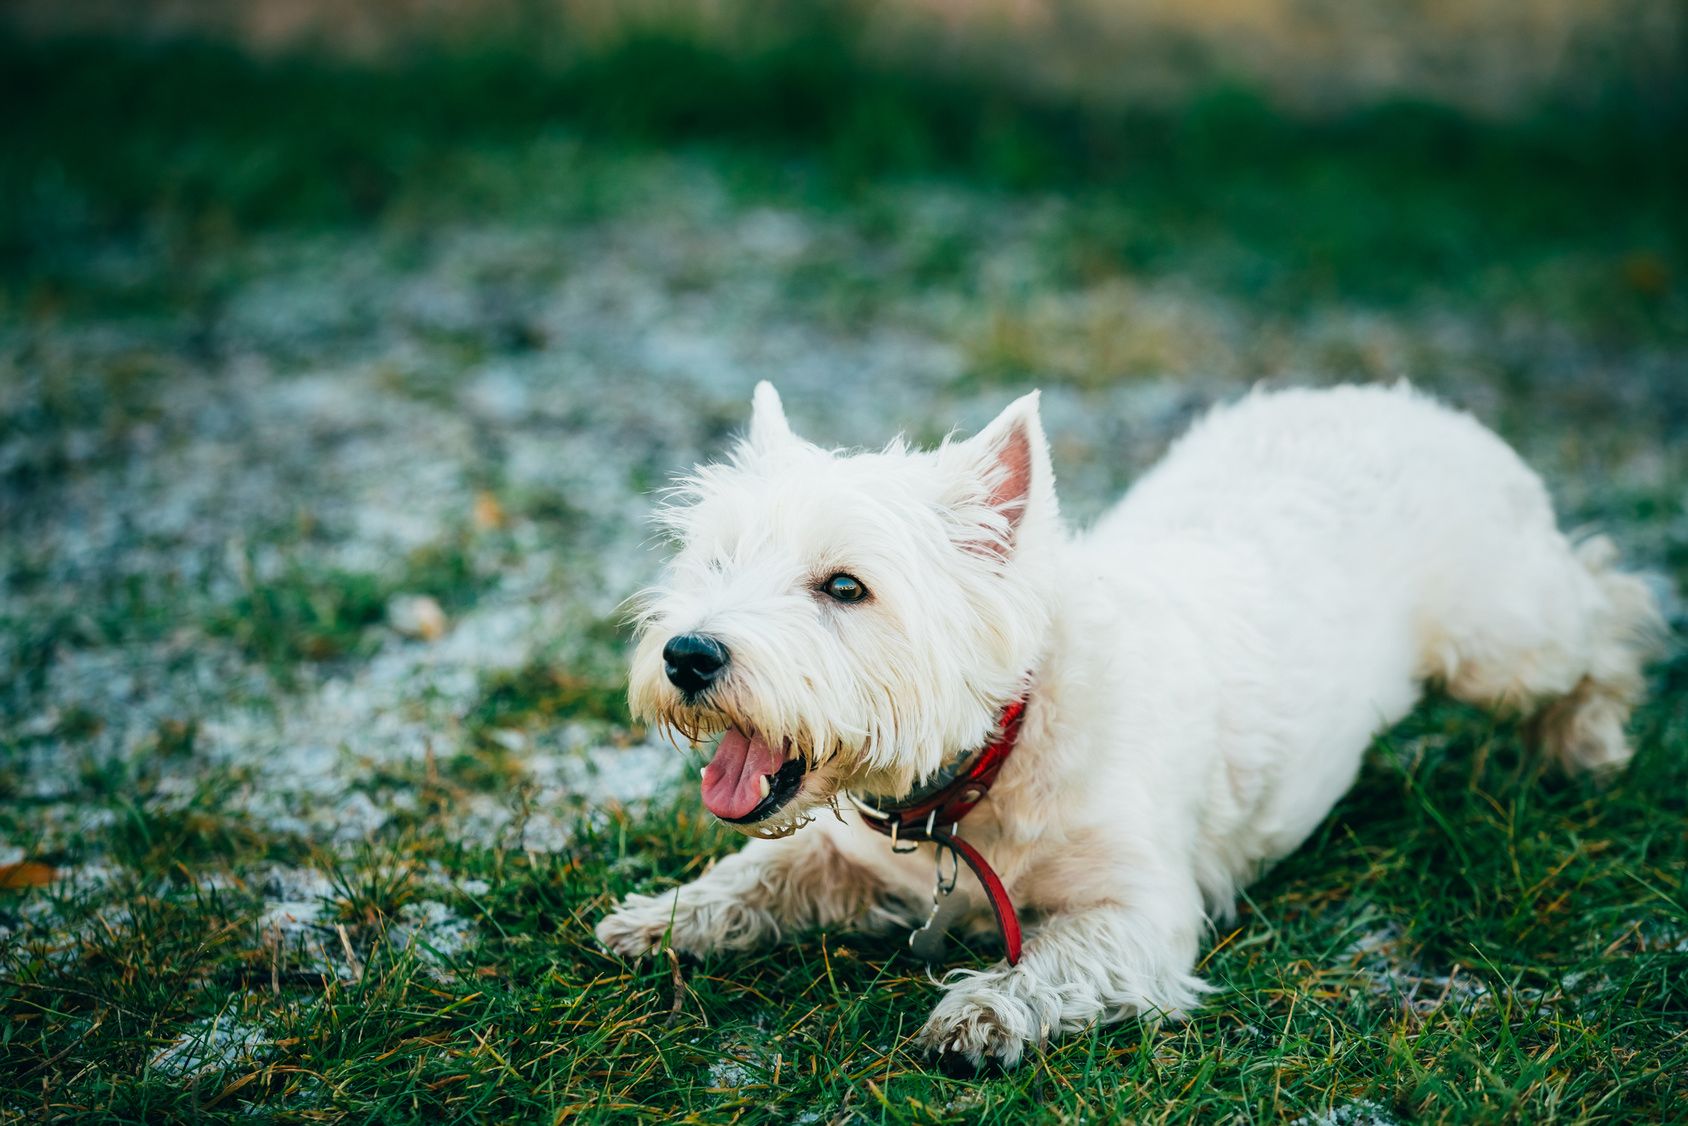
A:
[{"left": 625, "top": 382, "right": 1055, "bottom": 836}]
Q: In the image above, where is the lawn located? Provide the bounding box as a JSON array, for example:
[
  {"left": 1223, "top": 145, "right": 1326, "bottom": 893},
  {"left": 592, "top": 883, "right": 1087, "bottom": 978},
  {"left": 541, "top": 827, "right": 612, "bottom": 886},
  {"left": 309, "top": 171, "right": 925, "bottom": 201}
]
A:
[{"left": 1, "top": 20, "right": 1685, "bottom": 1124}]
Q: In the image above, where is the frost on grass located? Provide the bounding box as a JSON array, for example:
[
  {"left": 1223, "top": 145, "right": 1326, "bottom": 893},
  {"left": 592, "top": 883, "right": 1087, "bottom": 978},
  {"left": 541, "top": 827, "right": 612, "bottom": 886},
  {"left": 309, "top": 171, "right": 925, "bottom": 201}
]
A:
[
  {"left": 1291, "top": 1100, "right": 1403, "bottom": 1126},
  {"left": 706, "top": 1057, "right": 760, "bottom": 1090},
  {"left": 1337, "top": 922, "right": 1559, "bottom": 1019},
  {"left": 251, "top": 865, "right": 479, "bottom": 975},
  {"left": 150, "top": 1012, "right": 271, "bottom": 1079},
  {"left": 388, "top": 899, "right": 478, "bottom": 964},
  {"left": 542, "top": 739, "right": 688, "bottom": 808},
  {"left": 257, "top": 867, "right": 338, "bottom": 930},
  {"left": 254, "top": 866, "right": 353, "bottom": 980},
  {"left": 705, "top": 1033, "right": 781, "bottom": 1092},
  {"left": 1342, "top": 923, "right": 1486, "bottom": 1015}
]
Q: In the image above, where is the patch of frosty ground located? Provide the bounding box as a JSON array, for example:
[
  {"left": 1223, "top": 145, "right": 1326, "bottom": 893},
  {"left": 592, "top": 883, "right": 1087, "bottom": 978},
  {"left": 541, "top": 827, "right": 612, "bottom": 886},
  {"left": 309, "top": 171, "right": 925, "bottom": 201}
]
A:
[
  {"left": 0, "top": 863, "right": 127, "bottom": 945},
  {"left": 446, "top": 736, "right": 690, "bottom": 854},
  {"left": 1291, "top": 1099, "right": 1403, "bottom": 1126},
  {"left": 1341, "top": 923, "right": 1498, "bottom": 1016},
  {"left": 254, "top": 865, "right": 480, "bottom": 976},
  {"left": 1338, "top": 921, "right": 1603, "bottom": 1021},
  {"left": 705, "top": 1038, "right": 780, "bottom": 1092},
  {"left": 256, "top": 865, "right": 336, "bottom": 927},
  {"left": 202, "top": 593, "right": 688, "bottom": 846},
  {"left": 150, "top": 1011, "right": 272, "bottom": 1079},
  {"left": 388, "top": 899, "right": 478, "bottom": 963},
  {"left": 245, "top": 866, "right": 347, "bottom": 981}
]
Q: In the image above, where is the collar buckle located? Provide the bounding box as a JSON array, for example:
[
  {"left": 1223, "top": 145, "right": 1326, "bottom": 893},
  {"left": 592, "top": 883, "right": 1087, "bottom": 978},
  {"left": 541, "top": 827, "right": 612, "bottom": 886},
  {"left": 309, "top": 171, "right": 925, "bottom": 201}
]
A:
[{"left": 884, "top": 808, "right": 936, "bottom": 853}]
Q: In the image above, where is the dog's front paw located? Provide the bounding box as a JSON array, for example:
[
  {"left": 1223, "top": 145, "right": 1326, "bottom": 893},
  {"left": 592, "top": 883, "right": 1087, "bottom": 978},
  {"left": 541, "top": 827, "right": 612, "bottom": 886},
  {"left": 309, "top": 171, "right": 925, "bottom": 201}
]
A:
[
  {"left": 916, "top": 978, "right": 1043, "bottom": 1070},
  {"left": 595, "top": 891, "right": 682, "bottom": 959}
]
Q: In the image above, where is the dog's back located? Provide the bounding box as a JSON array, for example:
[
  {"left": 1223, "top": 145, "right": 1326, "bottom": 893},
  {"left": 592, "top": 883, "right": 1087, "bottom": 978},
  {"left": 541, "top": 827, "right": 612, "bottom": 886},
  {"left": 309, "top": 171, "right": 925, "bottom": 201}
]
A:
[{"left": 1092, "top": 382, "right": 1665, "bottom": 809}]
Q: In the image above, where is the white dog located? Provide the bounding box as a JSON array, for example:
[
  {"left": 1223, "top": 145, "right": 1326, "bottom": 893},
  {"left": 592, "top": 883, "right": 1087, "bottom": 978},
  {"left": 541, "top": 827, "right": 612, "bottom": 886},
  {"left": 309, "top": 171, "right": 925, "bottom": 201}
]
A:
[{"left": 597, "top": 381, "right": 1663, "bottom": 1067}]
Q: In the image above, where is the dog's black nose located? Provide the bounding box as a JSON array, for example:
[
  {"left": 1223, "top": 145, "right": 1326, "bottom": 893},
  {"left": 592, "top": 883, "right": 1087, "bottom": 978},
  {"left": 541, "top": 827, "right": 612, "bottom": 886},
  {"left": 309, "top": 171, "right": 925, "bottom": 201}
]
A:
[{"left": 663, "top": 633, "right": 729, "bottom": 695}]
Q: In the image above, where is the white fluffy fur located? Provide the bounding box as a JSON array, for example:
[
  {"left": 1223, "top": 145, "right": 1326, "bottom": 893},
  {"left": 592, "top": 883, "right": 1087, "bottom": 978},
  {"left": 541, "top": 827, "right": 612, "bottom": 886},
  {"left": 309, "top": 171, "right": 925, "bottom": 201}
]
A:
[{"left": 598, "top": 381, "right": 1666, "bottom": 1067}]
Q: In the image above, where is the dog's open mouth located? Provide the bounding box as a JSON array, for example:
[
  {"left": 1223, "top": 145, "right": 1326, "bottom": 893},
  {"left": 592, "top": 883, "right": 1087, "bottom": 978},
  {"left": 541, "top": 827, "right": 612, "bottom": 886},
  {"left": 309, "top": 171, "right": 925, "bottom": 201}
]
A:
[{"left": 701, "top": 728, "right": 807, "bottom": 824}]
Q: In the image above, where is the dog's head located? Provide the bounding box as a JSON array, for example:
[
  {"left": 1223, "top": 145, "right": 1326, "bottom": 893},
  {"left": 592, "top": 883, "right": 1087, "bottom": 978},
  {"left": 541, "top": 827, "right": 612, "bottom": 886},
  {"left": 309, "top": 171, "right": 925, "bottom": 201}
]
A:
[{"left": 628, "top": 383, "right": 1058, "bottom": 837}]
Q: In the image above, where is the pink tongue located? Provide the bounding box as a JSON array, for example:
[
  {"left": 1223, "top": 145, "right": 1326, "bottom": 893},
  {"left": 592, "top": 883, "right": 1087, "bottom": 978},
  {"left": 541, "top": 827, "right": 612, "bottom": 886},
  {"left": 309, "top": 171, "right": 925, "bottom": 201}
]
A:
[{"left": 701, "top": 728, "right": 785, "bottom": 820}]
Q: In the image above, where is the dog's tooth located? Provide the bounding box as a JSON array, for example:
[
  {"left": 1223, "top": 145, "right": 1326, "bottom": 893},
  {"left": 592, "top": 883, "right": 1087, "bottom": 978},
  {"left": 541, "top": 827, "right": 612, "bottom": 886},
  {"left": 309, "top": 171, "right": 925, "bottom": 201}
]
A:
[{"left": 758, "top": 775, "right": 771, "bottom": 799}]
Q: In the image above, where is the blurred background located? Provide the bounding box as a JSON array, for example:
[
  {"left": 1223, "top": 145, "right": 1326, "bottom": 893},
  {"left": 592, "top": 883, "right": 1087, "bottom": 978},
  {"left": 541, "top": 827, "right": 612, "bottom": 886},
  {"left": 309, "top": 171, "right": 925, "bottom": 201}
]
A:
[{"left": 1, "top": 1, "right": 1685, "bottom": 1114}]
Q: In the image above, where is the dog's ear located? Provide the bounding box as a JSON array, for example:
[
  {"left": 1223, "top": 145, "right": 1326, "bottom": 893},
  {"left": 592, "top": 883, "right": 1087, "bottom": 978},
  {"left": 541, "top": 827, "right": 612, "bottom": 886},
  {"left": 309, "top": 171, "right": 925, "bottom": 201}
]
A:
[
  {"left": 747, "top": 381, "right": 798, "bottom": 451},
  {"left": 947, "top": 390, "right": 1055, "bottom": 560}
]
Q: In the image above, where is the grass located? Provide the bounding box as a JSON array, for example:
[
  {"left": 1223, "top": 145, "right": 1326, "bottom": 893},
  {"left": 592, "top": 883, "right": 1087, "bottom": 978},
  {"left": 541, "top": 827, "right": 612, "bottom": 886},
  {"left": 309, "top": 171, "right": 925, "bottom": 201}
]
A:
[
  {"left": 3, "top": 693, "right": 1685, "bottom": 1121},
  {"left": 2, "top": 12, "right": 1686, "bottom": 1124},
  {"left": 209, "top": 534, "right": 489, "bottom": 672}
]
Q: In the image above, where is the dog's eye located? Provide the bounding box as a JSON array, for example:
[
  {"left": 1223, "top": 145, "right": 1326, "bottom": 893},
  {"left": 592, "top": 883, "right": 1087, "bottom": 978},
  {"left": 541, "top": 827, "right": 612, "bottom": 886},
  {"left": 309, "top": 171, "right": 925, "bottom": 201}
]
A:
[{"left": 822, "top": 573, "right": 868, "bottom": 603}]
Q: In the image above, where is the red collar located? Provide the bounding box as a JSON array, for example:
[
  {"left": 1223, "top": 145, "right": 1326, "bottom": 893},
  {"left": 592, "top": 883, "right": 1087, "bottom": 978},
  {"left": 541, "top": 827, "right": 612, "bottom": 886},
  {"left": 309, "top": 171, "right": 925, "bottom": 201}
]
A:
[{"left": 851, "top": 698, "right": 1027, "bottom": 964}]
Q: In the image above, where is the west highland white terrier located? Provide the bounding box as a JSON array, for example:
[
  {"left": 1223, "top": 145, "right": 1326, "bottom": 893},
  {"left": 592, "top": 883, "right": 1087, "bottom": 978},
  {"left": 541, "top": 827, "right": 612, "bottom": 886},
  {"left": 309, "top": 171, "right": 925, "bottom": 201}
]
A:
[{"left": 597, "top": 381, "right": 1664, "bottom": 1067}]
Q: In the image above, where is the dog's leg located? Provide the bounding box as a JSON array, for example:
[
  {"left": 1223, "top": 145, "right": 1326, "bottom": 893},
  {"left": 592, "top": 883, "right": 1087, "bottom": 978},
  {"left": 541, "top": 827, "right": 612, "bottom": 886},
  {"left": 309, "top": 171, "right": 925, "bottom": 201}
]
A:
[
  {"left": 915, "top": 892, "right": 1210, "bottom": 1068},
  {"left": 596, "top": 820, "right": 913, "bottom": 958},
  {"left": 1426, "top": 533, "right": 1666, "bottom": 773}
]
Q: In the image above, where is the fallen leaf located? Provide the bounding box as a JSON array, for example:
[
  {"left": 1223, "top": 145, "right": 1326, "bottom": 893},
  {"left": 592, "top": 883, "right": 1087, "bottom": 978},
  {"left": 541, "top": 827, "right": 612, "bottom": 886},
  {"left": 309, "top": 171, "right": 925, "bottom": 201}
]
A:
[
  {"left": 0, "top": 862, "right": 56, "bottom": 889},
  {"left": 473, "top": 491, "right": 507, "bottom": 530}
]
